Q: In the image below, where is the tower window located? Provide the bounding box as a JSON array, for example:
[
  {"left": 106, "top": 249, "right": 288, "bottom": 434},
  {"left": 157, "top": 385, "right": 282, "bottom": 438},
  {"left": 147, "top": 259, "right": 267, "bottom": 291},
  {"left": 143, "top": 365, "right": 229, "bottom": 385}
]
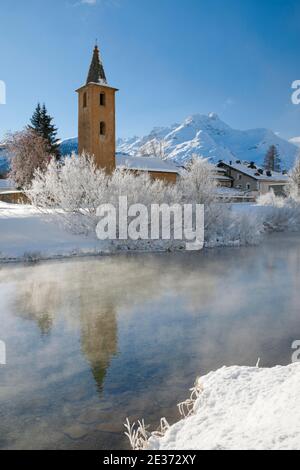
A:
[
  {"left": 100, "top": 121, "right": 106, "bottom": 136},
  {"left": 100, "top": 93, "right": 106, "bottom": 106},
  {"left": 83, "top": 92, "right": 87, "bottom": 108}
]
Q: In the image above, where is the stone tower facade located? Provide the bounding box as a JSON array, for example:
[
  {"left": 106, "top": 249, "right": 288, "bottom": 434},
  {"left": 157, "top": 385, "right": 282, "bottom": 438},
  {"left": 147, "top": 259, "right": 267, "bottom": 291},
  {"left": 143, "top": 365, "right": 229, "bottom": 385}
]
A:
[{"left": 76, "top": 45, "right": 118, "bottom": 173}]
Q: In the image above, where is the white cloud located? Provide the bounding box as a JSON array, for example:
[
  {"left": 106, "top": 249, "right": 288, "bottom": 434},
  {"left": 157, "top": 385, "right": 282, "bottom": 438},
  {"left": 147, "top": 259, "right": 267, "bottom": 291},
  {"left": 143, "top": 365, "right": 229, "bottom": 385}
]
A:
[{"left": 81, "top": 0, "right": 97, "bottom": 4}]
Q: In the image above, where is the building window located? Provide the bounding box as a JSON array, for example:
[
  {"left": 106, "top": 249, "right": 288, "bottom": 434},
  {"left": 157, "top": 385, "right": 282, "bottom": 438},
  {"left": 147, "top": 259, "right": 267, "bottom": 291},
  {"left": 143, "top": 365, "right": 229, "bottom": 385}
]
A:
[
  {"left": 238, "top": 174, "right": 242, "bottom": 181},
  {"left": 100, "top": 93, "right": 106, "bottom": 106},
  {"left": 83, "top": 92, "right": 87, "bottom": 108},
  {"left": 246, "top": 183, "right": 251, "bottom": 190},
  {"left": 100, "top": 121, "right": 106, "bottom": 136}
]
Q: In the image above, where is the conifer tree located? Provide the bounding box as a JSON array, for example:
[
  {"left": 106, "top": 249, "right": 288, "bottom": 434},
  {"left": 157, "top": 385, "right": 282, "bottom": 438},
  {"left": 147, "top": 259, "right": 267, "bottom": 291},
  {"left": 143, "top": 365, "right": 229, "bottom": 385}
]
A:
[
  {"left": 30, "top": 103, "right": 43, "bottom": 132},
  {"left": 263, "top": 145, "right": 281, "bottom": 172},
  {"left": 29, "top": 103, "right": 60, "bottom": 159}
]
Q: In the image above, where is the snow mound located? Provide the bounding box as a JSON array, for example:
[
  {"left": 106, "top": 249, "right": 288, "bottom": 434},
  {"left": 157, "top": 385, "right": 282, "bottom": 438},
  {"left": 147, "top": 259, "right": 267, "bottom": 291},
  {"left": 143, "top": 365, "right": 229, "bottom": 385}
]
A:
[{"left": 148, "top": 363, "right": 300, "bottom": 450}]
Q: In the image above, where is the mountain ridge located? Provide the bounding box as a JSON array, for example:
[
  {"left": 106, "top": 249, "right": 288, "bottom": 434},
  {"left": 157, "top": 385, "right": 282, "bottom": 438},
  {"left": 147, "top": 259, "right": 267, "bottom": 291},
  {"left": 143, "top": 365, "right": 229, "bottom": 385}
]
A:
[
  {"left": 1, "top": 114, "right": 297, "bottom": 176},
  {"left": 60, "top": 113, "right": 298, "bottom": 169},
  {"left": 115, "top": 113, "right": 299, "bottom": 169}
]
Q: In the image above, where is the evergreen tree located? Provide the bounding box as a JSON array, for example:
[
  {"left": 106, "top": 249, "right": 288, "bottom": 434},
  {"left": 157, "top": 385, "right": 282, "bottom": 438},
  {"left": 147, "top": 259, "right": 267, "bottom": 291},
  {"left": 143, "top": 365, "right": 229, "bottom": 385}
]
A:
[
  {"left": 263, "top": 145, "right": 281, "bottom": 173},
  {"left": 29, "top": 103, "right": 60, "bottom": 159},
  {"left": 30, "top": 103, "right": 43, "bottom": 132}
]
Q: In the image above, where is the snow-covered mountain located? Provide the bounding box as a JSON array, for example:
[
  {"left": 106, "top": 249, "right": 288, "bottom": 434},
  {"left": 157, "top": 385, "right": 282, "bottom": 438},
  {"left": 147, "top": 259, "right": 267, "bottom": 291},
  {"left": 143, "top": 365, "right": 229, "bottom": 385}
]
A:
[
  {"left": 289, "top": 136, "right": 300, "bottom": 149},
  {"left": 116, "top": 114, "right": 299, "bottom": 169},
  {"left": 59, "top": 137, "right": 78, "bottom": 156},
  {"left": 3, "top": 113, "right": 297, "bottom": 172}
]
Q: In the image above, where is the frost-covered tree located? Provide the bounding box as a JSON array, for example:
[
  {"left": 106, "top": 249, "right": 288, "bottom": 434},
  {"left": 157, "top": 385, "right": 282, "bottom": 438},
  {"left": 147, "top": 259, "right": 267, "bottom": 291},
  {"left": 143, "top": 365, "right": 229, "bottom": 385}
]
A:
[
  {"left": 29, "top": 103, "right": 60, "bottom": 159},
  {"left": 179, "top": 156, "right": 216, "bottom": 204},
  {"left": 28, "top": 153, "right": 181, "bottom": 235},
  {"left": 289, "top": 157, "right": 300, "bottom": 199},
  {"left": 139, "top": 137, "right": 168, "bottom": 160},
  {"left": 28, "top": 154, "right": 107, "bottom": 232},
  {"left": 28, "top": 153, "right": 263, "bottom": 248},
  {"left": 180, "top": 156, "right": 262, "bottom": 246},
  {"left": 7, "top": 129, "right": 51, "bottom": 188},
  {"left": 264, "top": 145, "right": 281, "bottom": 172}
]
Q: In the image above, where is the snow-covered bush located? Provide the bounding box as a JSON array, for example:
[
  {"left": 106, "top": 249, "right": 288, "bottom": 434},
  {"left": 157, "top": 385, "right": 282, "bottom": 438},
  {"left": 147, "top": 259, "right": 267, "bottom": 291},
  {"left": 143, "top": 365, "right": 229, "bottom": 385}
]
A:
[
  {"left": 180, "top": 157, "right": 262, "bottom": 246},
  {"left": 28, "top": 154, "right": 183, "bottom": 248},
  {"left": 27, "top": 153, "right": 264, "bottom": 250},
  {"left": 257, "top": 190, "right": 284, "bottom": 207},
  {"left": 257, "top": 190, "right": 300, "bottom": 232},
  {"left": 28, "top": 153, "right": 108, "bottom": 234},
  {"left": 205, "top": 207, "right": 262, "bottom": 247},
  {"left": 286, "top": 157, "right": 300, "bottom": 201}
]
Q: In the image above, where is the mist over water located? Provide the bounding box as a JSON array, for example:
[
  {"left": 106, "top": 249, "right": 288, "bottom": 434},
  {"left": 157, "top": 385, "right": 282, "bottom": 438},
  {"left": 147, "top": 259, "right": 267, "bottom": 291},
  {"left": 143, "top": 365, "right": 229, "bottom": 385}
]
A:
[{"left": 0, "top": 232, "right": 299, "bottom": 449}]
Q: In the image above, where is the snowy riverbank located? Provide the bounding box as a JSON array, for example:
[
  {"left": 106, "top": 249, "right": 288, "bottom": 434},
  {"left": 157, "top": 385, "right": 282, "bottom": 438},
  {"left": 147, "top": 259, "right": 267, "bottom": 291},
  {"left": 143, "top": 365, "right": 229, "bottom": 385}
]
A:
[
  {"left": 0, "top": 202, "right": 104, "bottom": 262},
  {"left": 148, "top": 363, "right": 300, "bottom": 451},
  {"left": 0, "top": 199, "right": 297, "bottom": 263},
  {"left": 0, "top": 201, "right": 256, "bottom": 263}
]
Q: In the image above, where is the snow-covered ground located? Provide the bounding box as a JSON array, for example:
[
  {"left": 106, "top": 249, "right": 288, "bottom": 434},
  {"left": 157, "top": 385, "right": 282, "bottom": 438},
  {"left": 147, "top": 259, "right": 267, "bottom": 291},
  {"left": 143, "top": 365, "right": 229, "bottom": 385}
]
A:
[
  {"left": 148, "top": 363, "right": 300, "bottom": 451},
  {"left": 0, "top": 202, "right": 103, "bottom": 262}
]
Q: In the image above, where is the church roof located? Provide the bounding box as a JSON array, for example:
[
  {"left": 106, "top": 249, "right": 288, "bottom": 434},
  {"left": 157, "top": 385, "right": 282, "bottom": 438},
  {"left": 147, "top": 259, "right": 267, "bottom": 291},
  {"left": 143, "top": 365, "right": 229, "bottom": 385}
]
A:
[{"left": 86, "top": 45, "right": 107, "bottom": 85}]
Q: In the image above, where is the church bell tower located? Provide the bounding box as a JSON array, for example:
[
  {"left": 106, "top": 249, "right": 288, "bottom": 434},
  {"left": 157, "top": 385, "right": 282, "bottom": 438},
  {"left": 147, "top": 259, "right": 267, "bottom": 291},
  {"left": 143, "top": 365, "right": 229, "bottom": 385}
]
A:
[{"left": 76, "top": 45, "right": 118, "bottom": 173}]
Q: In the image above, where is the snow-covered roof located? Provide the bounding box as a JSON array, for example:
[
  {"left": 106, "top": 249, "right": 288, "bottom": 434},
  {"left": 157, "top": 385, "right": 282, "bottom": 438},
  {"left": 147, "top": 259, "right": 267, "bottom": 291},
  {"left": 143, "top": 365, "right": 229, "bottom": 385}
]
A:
[
  {"left": 220, "top": 161, "right": 289, "bottom": 182},
  {"left": 116, "top": 154, "right": 180, "bottom": 174}
]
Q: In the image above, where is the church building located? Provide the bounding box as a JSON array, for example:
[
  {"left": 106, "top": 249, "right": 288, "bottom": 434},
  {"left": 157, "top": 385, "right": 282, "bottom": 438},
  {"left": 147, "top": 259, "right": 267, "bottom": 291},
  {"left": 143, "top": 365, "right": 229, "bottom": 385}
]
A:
[{"left": 76, "top": 45, "right": 180, "bottom": 182}]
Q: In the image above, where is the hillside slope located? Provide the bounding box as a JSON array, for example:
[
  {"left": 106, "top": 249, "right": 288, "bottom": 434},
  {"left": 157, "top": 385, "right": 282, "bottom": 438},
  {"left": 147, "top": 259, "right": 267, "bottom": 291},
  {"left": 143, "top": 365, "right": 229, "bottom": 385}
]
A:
[{"left": 117, "top": 114, "right": 298, "bottom": 169}]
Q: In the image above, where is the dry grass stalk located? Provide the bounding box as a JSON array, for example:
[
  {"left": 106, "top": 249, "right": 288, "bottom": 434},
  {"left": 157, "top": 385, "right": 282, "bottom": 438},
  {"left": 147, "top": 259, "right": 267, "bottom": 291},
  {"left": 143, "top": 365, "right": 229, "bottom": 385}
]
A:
[{"left": 125, "top": 377, "right": 204, "bottom": 450}]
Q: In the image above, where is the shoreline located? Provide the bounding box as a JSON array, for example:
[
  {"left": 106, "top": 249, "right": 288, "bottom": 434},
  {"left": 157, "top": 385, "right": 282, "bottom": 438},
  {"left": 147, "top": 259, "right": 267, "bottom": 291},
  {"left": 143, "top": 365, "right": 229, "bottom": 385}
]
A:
[{"left": 0, "top": 200, "right": 296, "bottom": 266}]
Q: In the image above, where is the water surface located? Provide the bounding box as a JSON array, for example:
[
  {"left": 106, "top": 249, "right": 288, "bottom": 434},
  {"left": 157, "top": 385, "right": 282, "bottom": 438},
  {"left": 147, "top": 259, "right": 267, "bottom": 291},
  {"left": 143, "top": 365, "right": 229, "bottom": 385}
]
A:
[{"left": 0, "top": 233, "right": 299, "bottom": 449}]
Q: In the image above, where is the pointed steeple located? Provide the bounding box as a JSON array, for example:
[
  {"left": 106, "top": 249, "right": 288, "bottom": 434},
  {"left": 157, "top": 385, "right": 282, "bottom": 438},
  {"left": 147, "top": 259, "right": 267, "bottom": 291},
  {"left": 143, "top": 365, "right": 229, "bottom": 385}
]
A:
[{"left": 86, "top": 44, "right": 107, "bottom": 85}]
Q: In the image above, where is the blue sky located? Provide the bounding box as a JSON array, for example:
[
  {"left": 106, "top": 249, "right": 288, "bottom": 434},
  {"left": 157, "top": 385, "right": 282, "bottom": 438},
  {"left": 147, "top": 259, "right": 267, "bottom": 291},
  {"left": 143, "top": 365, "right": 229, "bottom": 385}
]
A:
[{"left": 1, "top": 0, "right": 300, "bottom": 141}]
